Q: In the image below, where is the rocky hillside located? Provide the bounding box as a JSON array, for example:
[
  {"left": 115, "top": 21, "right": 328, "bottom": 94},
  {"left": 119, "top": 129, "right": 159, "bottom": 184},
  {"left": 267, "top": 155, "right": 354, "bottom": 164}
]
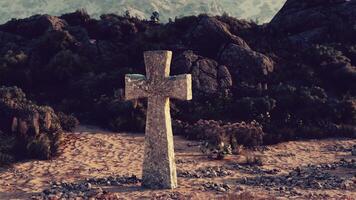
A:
[
  {"left": 0, "top": 0, "right": 354, "bottom": 147},
  {"left": 0, "top": 0, "right": 285, "bottom": 24}
]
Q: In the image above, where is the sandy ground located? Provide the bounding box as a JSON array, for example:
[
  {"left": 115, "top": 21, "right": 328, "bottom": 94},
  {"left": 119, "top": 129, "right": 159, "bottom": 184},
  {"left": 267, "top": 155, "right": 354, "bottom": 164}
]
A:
[{"left": 0, "top": 126, "right": 355, "bottom": 200}]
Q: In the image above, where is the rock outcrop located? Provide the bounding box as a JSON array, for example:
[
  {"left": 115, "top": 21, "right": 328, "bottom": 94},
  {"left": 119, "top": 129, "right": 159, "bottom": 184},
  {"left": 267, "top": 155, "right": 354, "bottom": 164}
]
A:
[
  {"left": 190, "top": 16, "right": 250, "bottom": 56},
  {"left": 0, "top": 15, "right": 68, "bottom": 38},
  {"left": 270, "top": 0, "right": 356, "bottom": 44},
  {"left": 0, "top": 87, "right": 63, "bottom": 162}
]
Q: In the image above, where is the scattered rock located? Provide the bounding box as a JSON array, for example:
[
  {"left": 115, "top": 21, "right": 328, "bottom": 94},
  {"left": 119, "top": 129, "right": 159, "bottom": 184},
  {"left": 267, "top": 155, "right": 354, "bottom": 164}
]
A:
[
  {"left": 325, "top": 144, "right": 351, "bottom": 152},
  {"left": 178, "top": 166, "right": 232, "bottom": 178},
  {"left": 151, "top": 192, "right": 192, "bottom": 200},
  {"left": 228, "top": 163, "right": 280, "bottom": 175},
  {"left": 201, "top": 182, "right": 232, "bottom": 193},
  {"left": 237, "top": 159, "right": 356, "bottom": 191},
  {"left": 31, "top": 175, "right": 140, "bottom": 199},
  {"left": 86, "top": 174, "right": 141, "bottom": 186}
]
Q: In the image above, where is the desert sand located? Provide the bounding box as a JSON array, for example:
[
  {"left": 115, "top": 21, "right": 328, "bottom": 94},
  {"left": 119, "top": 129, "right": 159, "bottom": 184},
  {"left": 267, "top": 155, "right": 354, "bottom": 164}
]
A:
[{"left": 0, "top": 126, "right": 355, "bottom": 200}]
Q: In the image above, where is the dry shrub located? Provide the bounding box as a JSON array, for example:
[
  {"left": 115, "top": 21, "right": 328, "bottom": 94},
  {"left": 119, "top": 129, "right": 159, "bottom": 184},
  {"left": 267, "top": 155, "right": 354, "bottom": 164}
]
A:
[
  {"left": 174, "top": 119, "right": 264, "bottom": 159},
  {"left": 183, "top": 119, "right": 264, "bottom": 148},
  {"left": 57, "top": 112, "right": 79, "bottom": 132},
  {"left": 243, "top": 153, "right": 264, "bottom": 166}
]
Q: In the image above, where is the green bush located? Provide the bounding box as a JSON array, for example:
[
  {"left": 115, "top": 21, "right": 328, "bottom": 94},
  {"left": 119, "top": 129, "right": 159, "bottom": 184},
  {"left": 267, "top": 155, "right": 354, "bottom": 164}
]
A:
[
  {"left": 26, "top": 135, "right": 51, "bottom": 160},
  {"left": 93, "top": 93, "right": 146, "bottom": 132},
  {"left": 57, "top": 112, "right": 80, "bottom": 132},
  {"left": 0, "top": 133, "right": 16, "bottom": 166}
]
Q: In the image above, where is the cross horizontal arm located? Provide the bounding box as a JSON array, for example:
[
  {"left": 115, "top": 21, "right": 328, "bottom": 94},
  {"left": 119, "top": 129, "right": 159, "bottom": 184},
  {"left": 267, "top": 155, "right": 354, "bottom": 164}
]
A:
[
  {"left": 167, "top": 74, "right": 192, "bottom": 101},
  {"left": 125, "top": 74, "right": 149, "bottom": 100}
]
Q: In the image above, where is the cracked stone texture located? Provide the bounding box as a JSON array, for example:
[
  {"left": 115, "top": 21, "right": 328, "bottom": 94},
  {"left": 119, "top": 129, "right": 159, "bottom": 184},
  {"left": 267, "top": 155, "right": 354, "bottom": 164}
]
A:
[{"left": 125, "top": 50, "right": 192, "bottom": 189}]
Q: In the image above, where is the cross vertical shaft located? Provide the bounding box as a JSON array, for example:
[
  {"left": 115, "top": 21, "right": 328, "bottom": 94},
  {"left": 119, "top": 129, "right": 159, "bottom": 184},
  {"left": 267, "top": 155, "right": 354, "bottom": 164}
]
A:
[
  {"left": 125, "top": 50, "right": 192, "bottom": 189},
  {"left": 143, "top": 96, "right": 176, "bottom": 188}
]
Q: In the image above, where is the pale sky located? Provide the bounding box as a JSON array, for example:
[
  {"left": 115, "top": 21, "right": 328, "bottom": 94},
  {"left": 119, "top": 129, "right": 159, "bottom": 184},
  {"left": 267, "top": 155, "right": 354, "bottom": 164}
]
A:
[{"left": 0, "top": 0, "right": 286, "bottom": 24}]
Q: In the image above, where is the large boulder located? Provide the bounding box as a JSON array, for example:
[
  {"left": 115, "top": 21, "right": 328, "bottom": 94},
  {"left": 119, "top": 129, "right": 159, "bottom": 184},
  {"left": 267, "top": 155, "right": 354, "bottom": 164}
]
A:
[
  {"left": 0, "top": 15, "right": 68, "bottom": 38},
  {"left": 172, "top": 50, "right": 232, "bottom": 94},
  {"left": 219, "top": 44, "right": 274, "bottom": 84},
  {"left": 190, "top": 16, "right": 250, "bottom": 56},
  {"left": 270, "top": 0, "right": 356, "bottom": 43}
]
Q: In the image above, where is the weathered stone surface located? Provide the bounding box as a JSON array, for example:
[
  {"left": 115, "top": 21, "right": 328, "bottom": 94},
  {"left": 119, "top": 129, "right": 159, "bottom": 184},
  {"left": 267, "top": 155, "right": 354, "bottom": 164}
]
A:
[
  {"left": 219, "top": 43, "right": 274, "bottom": 83},
  {"left": 125, "top": 50, "right": 192, "bottom": 189},
  {"left": 171, "top": 50, "right": 232, "bottom": 94},
  {"left": 190, "top": 16, "right": 250, "bottom": 56}
]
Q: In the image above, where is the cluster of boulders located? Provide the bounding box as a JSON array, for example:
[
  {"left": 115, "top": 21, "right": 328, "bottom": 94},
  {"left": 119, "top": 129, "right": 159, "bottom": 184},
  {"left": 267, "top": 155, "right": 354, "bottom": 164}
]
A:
[
  {"left": 0, "top": 87, "right": 63, "bottom": 164},
  {"left": 0, "top": 0, "right": 354, "bottom": 148},
  {"left": 237, "top": 159, "right": 356, "bottom": 191},
  {"left": 178, "top": 166, "right": 231, "bottom": 178},
  {"left": 201, "top": 182, "right": 232, "bottom": 193},
  {"left": 0, "top": 86, "right": 80, "bottom": 165},
  {"left": 31, "top": 175, "right": 140, "bottom": 199}
]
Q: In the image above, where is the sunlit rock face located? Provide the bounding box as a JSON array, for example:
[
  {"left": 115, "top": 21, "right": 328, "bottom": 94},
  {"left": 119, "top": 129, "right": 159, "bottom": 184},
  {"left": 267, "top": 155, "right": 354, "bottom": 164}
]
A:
[{"left": 0, "top": 0, "right": 286, "bottom": 24}]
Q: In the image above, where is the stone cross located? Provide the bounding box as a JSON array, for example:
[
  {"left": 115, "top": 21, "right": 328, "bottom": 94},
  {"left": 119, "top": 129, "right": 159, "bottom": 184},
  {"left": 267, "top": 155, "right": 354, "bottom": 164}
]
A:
[{"left": 125, "top": 51, "right": 192, "bottom": 189}]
